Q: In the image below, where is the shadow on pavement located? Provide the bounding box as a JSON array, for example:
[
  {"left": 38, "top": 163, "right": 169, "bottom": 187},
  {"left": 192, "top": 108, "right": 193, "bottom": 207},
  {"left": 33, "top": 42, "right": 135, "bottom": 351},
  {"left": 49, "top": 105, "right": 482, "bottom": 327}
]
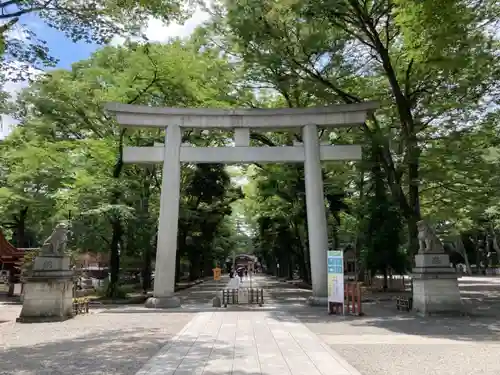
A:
[
  {"left": 0, "top": 328, "right": 272, "bottom": 375},
  {"left": 0, "top": 328, "right": 173, "bottom": 374},
  {"left": 260, "top": 275, "right": 500, "bottom": 343},
  {"left": 269, "top": 302, "right": 500, "bottom": 343}
]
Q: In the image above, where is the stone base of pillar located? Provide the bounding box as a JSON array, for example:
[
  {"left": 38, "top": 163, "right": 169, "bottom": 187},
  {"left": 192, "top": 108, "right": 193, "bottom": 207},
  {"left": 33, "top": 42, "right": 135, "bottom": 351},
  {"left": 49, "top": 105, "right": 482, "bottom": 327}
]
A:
[
  {"left": 412, "top": 253, "right": 465, "bottom": 316},
  {"left": 145, "top": 296, "right": 181, "bottom": 309},
  {"left": 212, "top": 296, "right": 221, "bottom": 307},
  {"left": 307, "top": 296, "right": 328, "bottom": 306}
]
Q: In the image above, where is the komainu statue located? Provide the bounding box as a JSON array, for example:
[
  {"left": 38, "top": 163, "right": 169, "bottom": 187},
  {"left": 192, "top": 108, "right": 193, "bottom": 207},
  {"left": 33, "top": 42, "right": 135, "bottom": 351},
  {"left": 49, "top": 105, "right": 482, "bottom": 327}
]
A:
[
  {"left": 417, "top": 220, "right": 444, "bottom": 254},
  {"left": 40, "top": 222, "right": 70, "bottom": 256}
]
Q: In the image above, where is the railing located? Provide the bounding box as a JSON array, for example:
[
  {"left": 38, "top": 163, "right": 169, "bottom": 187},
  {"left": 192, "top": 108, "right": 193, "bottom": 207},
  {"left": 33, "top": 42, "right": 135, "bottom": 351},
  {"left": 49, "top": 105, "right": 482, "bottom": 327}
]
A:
[
  {"left": 345, "top": 282, "right": 363, "bottom": 315},
  {"left": 222, "top": 288, "right": 264, "bottom": 307},
  {"left": 72, "top": 298, "right": 90, "bottom": 315},
  {"left": 328, "top": 282, "right": 364, "bottom": 316}
]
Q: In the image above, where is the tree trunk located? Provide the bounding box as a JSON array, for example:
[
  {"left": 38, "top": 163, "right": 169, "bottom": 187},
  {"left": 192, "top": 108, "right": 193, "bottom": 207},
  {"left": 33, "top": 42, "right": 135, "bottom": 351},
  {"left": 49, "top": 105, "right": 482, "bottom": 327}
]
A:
[
  {"left": 188, "top": 249, "right": 201, "bottom": 281},
  {"left": 175, "top": 249, "right": 182, "bottom": 283},
  {"left": 332, "top": 225, "right": 339, "bottom": 250},
  {"left": 370, "top": 32, "right": 422, "bottom": 256},
  {"left": 107, "top": 131, "right": 126, "bottom": 298},
  {"left": 407, "top": 215, "right": 419, "bottom": 265},
  {"left": 287, "top": 258, "right": 293, "bottom": 280},
  {"left": 455, "top": 236, "right": 472, "bottom": 275},
  {"left": 295, "top": 218, "right": 311, "bottom": 284},
  {"left": 203, "top": 251, "right": 214, "bottom": 279},
  {"left": 407, "top": 136, "right": 422, "bottom": 257},
  {"left": 176, "top": 227, "right": 187, "bottom": 283},
  {"left": 107, "top": 217, "right": 122, "bottom": 298},
  {"left": 383, "top": 267, "right": 388, "bottom": 291},
  {"left": 13, "top": 207, "right": 28, "bottom": 248},
  {"left": 355, "top": 168, "right": 365, "bottom": 282},
  {"left": 141, "top": 242, "right": 152, "bottom": 292}
]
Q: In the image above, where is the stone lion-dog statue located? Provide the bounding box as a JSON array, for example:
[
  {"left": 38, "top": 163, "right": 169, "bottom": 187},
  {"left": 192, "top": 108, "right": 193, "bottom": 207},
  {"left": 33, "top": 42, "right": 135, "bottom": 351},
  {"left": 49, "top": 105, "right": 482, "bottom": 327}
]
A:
[
  {"left": 40, "top": 222, "right": 70, "bottom": 256},
  {"left": 417, "top": 220, "right": 444, "bottom": 254}
]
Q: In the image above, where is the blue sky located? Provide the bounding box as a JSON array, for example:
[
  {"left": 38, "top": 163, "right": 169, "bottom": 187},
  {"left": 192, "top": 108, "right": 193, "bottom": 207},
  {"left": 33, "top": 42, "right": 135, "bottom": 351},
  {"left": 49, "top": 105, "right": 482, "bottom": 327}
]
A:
[
  {"left": 1, "top": 10, "right": 209, "bottom": 137},
  {"left": 1, "top": 15, "right": 101, "bottom": 137},
  {"left": 37, "top": 23, "right": 100, "bottom": 69},
  {"left": 19, "top": 13, "right": 101, "bottom": 69},
  {"left": 20, "top": 9, "right": 209, "bottom": 69}
]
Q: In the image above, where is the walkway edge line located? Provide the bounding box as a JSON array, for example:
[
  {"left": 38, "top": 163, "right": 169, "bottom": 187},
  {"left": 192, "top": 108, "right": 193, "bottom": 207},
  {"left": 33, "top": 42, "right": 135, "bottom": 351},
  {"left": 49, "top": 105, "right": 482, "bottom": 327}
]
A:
[
  {"left": 134, "top": 312, "right": 202, "bottom": 375},
  {"left": 316, "top": 335, "right": 363, "bottom": 375}
]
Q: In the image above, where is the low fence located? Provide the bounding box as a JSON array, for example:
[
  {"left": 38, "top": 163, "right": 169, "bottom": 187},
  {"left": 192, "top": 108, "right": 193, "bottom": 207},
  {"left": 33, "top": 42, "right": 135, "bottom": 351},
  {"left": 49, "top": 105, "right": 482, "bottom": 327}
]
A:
[
  {"left": 222, "top": 288, "right": 264, "bottom": 307},
  {"left": 396, "top": 296, "right": 413, "bottom": 311},
  {"left": 328, "top": 282, "right": 363, "bottom": 316},
  {"left": 72, "top": 298, "right": 90, "bottom": 315}
]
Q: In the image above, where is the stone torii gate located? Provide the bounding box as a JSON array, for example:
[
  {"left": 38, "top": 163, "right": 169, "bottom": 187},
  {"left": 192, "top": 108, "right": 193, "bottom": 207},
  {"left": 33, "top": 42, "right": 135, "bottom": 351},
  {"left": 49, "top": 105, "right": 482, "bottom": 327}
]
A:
[{"left": 106, "top": 102, "right": 377, "bottom": 308}]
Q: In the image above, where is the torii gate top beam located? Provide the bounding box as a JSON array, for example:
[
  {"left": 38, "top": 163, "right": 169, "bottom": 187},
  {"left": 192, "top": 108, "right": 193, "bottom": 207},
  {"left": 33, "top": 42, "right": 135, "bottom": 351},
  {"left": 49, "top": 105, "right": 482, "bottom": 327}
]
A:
[{"left": 105, "top": 101, "right": 378, "bottom": 129}]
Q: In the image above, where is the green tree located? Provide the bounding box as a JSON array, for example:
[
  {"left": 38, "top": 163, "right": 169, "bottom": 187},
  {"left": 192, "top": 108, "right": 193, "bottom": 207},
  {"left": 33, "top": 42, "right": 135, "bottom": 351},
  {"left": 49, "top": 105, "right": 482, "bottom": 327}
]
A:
[
  {"left": 208, "top": 0, "right": 500, "bottom": 255},
  {"left": 0, "top": 0, "right": 185, "bottom": 76},
  {"left": 360, "top": 144, "right": 406, "bottom": 288},
  {"left": 5, "top": 39, "right": 247, "bottom": 297}
]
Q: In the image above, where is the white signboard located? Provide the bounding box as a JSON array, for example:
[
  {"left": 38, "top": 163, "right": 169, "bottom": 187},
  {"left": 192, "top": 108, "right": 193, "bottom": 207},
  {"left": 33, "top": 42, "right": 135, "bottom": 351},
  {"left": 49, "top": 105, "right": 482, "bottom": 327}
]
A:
[{"left": 327, "top": 250, "right": 344, "bottom": 304}]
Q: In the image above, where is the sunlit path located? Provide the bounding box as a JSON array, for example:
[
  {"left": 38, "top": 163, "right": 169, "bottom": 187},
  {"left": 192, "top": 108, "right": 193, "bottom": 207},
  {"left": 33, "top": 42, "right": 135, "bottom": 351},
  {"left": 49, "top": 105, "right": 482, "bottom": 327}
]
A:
[{"left": 135, "top": 309, "right": 361, "bottom": 375}]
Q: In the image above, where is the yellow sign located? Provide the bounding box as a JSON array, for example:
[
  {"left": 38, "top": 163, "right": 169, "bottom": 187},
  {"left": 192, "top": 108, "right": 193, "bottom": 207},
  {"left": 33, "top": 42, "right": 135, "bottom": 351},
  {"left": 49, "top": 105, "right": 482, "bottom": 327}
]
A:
[{"left": 213, "top": 267, "right": 222, "bottom": 281}]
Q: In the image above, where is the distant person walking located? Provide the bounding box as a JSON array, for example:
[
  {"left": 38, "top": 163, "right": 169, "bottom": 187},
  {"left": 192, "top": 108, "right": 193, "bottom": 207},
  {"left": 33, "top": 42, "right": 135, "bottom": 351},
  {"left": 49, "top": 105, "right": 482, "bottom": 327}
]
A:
[{"left": 237, "top": 267, "right": 244, "bottom": 283}]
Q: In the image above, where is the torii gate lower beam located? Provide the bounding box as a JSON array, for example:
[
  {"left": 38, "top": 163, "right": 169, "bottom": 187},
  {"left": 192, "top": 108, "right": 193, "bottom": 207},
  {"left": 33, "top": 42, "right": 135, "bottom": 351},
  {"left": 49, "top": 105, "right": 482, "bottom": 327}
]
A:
[{"left": 106, "top": 102, "right": 377, "bottom": 308}]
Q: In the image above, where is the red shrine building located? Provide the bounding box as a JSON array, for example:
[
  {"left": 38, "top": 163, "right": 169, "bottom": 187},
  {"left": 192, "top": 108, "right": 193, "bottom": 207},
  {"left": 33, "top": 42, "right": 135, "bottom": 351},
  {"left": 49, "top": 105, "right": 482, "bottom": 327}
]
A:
[{"left": 0, "top": 230, "right": 29, "bottom": 293}]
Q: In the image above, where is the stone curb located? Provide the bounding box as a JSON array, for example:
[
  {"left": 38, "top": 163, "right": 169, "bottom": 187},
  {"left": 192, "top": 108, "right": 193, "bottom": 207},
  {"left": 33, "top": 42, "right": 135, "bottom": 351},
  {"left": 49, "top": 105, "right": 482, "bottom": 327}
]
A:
[{"left": 89, "top": 279, "right": 207, "bottom": 306}]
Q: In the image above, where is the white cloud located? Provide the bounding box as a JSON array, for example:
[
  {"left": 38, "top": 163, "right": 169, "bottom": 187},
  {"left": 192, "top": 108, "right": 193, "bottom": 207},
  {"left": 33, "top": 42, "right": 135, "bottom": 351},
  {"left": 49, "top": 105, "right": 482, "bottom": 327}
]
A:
[
  {"left": 0, "top": 21, "right": 37, "bottom": 138},
  {"left": 1, "top": 9, "right": 210, "bottom": 138},
  {"left": 0, "top": 79, "right": 31, "bottom": 138},
  {"left": 144, "top": 9, "right": 210, "bottom": 42},
  {"left": 111, "top": 8, "right": 210, "bottom": 46},
  {"left": 0, "top": 65, "right": 42, "bottom": 139}
]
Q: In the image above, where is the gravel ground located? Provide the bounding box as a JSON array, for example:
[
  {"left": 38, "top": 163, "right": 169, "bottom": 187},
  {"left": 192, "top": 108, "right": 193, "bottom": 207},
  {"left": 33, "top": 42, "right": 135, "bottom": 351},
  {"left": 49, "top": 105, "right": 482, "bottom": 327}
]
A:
[
  {"left": 0, "top": 306, "right": 193, "bottom": 375},
  {"left": 296, "top": 304, "right": 500, "bottom": 375},
  {"left": 0, "top": 277, "right": 227, "bottom": 375},
  {"left": 265, "top": 275, "right": 500, "bottom": 375},
  {"left": 2, "top": 275, "right": 500, "bottom": 375}
]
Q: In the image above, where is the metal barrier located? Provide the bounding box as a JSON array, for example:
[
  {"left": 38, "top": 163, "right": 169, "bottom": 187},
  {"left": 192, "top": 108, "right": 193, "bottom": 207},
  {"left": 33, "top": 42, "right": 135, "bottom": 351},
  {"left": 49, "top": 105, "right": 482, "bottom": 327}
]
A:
[
  {"left": 222, "top": 288, "right": 239, "bottom": 306},
  {"left": 396, "top": 296, "right": 413, "bottom": 311},
  {"left": 329, "top": 282, "right": 363, "bottom": 316},
  {"left": 345, "top": 282, "right": 363, "bottom": 316},
  {"left": 222, "top": 288, "right": 264, "bottom": 307},
  {"left": 396, "top": 277, "right": 413, "bottom": 312}
]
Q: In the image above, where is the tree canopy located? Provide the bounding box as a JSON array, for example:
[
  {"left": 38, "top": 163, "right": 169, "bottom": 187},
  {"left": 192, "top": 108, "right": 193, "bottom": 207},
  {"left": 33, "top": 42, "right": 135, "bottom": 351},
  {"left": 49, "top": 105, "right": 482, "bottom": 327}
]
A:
[{"left": 1, "top": 0, "right": 499, "bottom": 295}]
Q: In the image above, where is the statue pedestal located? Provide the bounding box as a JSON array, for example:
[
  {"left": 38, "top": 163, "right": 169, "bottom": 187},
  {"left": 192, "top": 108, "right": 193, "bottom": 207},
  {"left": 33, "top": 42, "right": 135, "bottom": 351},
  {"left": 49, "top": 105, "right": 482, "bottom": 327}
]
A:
[
  {"left": 307, "top": 296, "right": 328, "bottom": 306},
  {"left": 17, "top": 255, "right": 75, "bottom": 323},
  {"left": 412, "top": 253, "right": 464, "bottom": 316},
  {"left": 144, "top": 296, "right": 181, "bottom": 309}
]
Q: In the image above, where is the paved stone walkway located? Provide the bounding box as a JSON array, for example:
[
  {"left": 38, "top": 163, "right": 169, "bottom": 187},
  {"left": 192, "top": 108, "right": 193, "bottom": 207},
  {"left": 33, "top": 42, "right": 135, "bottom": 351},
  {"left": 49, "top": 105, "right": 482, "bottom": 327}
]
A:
[
  {"left": 3, "top": 273, "right": 498, "bottom": 375},
  {"left": 135, "top": 310, "right": 360, "bottom": 375}
]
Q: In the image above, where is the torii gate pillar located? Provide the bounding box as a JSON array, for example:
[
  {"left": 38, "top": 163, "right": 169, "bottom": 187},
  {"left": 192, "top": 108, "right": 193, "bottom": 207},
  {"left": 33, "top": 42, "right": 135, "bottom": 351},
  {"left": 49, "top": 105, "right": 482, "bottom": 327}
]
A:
[
  {"left": 146, "top": 124, "right": 182, "bottom": 308},
  {"left": 303, "top": 124, "right": 330, "bottom": 303},
  {"left": 106, "top": 102, "right": 377, "bottom": 308}
]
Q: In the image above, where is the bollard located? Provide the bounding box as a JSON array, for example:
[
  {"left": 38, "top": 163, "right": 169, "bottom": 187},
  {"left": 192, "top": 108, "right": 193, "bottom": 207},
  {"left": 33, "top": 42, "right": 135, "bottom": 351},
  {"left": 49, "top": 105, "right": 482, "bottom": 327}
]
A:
[
  {"left": 212, "top": 295, "right": 221, "bottom": 307},
  {"left": 344, "top": 282, "right": 363, "bottom": 316}
]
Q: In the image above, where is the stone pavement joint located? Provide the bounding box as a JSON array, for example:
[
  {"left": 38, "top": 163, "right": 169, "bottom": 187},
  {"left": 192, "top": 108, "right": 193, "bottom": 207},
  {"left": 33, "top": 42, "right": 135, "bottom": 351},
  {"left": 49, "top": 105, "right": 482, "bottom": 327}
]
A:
[{"left": 135, "top": 310, "right": 361, "bottom": 375}]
